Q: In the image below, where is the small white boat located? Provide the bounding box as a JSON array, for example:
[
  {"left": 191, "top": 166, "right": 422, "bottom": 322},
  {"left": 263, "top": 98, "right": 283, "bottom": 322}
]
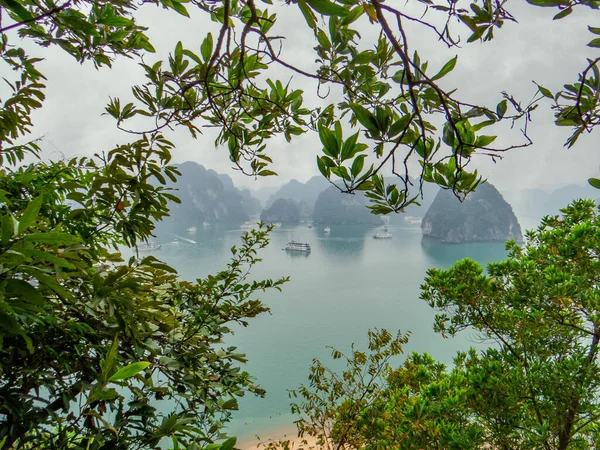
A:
[
  {"left": 240, "top": 221, "right": 257, "bottom": 230},
  {"left": 186, "top": 226, "right": 197, "bottom": 233},
  {"left": 324, "top": 227, "right": 331, "bottom": 234},
  {"left": 284, "top": 240, "right": 311, "bottom": 253},
  {"left": 373, "top": 232, "right": 392, "bottom": 239},
  {"left": 275, "top": 222, "right": 282, "bottom": 227},
  {"left": 137, "top": 242, "right": 161, "bottom": 251},
  {"left": 405, "top": 216, "right": 422, "bottom": 225},
  {"left": 202, "top": 221, "right": 210, "bottom": 228}
]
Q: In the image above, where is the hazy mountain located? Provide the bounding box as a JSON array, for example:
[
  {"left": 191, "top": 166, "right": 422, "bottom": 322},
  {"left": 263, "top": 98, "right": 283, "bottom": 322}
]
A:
[
  {"left": 313, "top": 186, "right": 383, "bottom": 226},
  {"left": 165, "top": 162, "right": 260, "bottom": 223},
  {"left": 266, "top": 176, "right": 330, "bottom": 209},
  {"left": 239, "top": 189, "right": 262, "bottom": 216},
  {"left": 422, "top": 183, "right": 522, "bottom": 243},
  {"left": 511, "top": 183, "right": 600, "bottom": 223},
  {"left": 260, "top": 198, "right": 301, "bottom": 223}
]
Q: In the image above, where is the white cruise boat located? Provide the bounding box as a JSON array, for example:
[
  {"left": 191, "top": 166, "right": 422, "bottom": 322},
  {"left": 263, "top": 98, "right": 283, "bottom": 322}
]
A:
[
  {"left": 240, "top": 221, "right": 257, "bottom": 230},
  {"left": 323, "top": 227, "right": 331, "bottom": 234},
  {"left": 137, "top": 242, "right": 161, "bottom": 251},
  {"left": 186, "top": 226, "right": 197, "bottom": 233},
  {"left": 373, "top": 232, "right": 392, "bottom": 239},
  {"left": 284, "top": 240, "right": 311, "bottom": 253},
  {"left": 405, "top": 215, "right": 422, "bottom": 225}
]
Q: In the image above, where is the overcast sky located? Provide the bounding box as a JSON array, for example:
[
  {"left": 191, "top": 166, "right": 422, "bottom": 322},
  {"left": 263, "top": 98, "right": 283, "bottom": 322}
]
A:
[{"left": 14, "top": 0, "right": 600, "bottom": 194}]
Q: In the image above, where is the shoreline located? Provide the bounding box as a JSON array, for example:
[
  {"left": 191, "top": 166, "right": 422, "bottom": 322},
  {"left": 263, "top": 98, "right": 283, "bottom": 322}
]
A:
[{"left": 238, "top": 424, "right": 326, "bottom": 450}]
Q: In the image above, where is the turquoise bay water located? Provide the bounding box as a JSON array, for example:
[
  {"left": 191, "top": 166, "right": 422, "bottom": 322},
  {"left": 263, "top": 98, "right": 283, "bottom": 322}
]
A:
[{"left": 151, "top": 220, "right": 511, "bottom": 441}]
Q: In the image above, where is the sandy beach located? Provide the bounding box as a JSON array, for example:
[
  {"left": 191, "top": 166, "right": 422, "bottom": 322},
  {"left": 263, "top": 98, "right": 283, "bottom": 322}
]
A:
[{"left": 238, "top": 425, "right": 327, "bottom": 450}]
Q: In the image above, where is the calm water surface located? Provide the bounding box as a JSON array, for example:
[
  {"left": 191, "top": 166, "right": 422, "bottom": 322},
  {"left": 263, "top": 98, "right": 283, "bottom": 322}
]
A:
[{"left": 150, "top": 220, "right": 514, "bottom": 440}]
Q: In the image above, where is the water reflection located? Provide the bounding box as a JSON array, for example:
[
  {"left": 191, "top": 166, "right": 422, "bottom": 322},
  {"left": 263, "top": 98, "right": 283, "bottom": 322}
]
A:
[
  {"left": 315, "top": 224, "right": 378, "bottom": 257},
  {"left": 420, "top": 237, "right": 508, "bottom": 269}
]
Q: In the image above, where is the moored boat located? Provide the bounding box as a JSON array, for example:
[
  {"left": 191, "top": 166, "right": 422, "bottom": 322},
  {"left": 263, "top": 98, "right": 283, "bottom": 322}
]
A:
[
  {"left": 373, "top": 232, "right": 392, "bottom": 239},
  {"left": 186, "top": 226, "right": 197, "bottom": 233},
  {"left": 324, "top": 227, "right": 331, "bottom": 234},
  {"left": 405, "top": 215, "right": 422, "bottom": 225},
  {"left": 137, "top": 242, "right": 161, "bottom": 251},
  {"left": 284, "top": 240, "right": 311, "bottom": 253}
]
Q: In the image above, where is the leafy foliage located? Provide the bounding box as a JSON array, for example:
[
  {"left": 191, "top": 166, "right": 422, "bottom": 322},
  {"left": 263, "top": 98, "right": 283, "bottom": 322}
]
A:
[
  {"left": 0, "top": 160, "right": 287, "bottom": 449},
  {"left": 0, "top": 0, "right": 291, "bottom": 448},
  {"left": 3, "top": 0, "right": 597, "bottom": 209},
  {"left": 274, "top": 200, "right": 600, "bottom": 450}
]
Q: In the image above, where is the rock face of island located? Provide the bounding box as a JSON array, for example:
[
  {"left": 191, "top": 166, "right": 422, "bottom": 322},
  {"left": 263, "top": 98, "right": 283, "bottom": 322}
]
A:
[
  {"left": 421, "top": 183, "right": 522, "bottom": 243},
  {"left": 166, "top": 162, "right": 257, "bottom": 223},
  {"left": 313, "top": 186, "right": 382, "bottom": 225},
  {"left": 260, "top": 198, "right": 301, "bottom": 223}
]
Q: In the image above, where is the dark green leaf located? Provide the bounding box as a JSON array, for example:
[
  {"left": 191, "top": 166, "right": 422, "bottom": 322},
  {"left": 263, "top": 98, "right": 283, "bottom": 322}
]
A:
[
  {"left": 305, "top": 0, "right": 348, "bottom": 17},
  {"left": 431, "top": 55, "right": 458, "bottom": 81},
  {"left": 109, "top": 361, "right": 151, "bottom": 381},
  {"left": 18, "top": 196, "right": 43, "bottom": 234}
]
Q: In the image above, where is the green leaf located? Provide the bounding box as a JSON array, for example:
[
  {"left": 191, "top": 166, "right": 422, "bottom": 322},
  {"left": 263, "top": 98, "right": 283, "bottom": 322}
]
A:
[
  {"left": 350, "top": 104, "right": 379, "bottom": 135},
  {"left": 171, "top": 1, "right": 190, "bottom": 17},
  {"left": 318, "top": 124, "right": 340, "bottom": 158},
  {"left": 535, "top": 83, "right": 553, "bottom": 99},
  {"left": 258, "top": 170, "right": 278, "bottom": 176},
  {"left": 526, "top": 0, "right": 568, "bottom": 6},
  {"left": 305, "top": 0, "right": 348, "bottom": 17},
  {"left": 0, "top": 0, "right": 34, "bottom": 22},
  {"left": 98, "top": 16, "right": 134, "bottom": 27},
  {"left": 201, "top": 33, "right": 214, "bottom": 62},
  {"left": 475, "top": 135, "right": 497, "bottom": 147},
  {"left": 388, "top": 115, "right": 412, "bottom": 138},
  {"left": 589, "top": 38, "right": 600, "bottom": 48},
  {"left": 317, "top": 156, "right": 330, "bottom": 179},
  {"left": 2, "top": 214, "right": 13, "bottom": 245},
  {"left": 351, "top": 154, "right": 366, "bottom": 178},
  {"left": 589, "top": 26, "right": 600, "bottom": 35},
  {"left": 297, "top": 0, "right": 317, "bottom": 28},
  {"left": 341, "top": 132, "right": 360, "bottom": 161},
  {"left": 553, "top": 7, "right": 572, "bottom": 19},
  {"left": 221, "top": 398, "right": 239, "bottom": 410},
  {"left": 588, "top": 178, "right": 600, "bottom": 189},
  {"left": 342, "top": 6, "right": 363, "bottom": 25},
  {"left": 18, "top": 196, "right": 43, "bottom": 234},
  {"left": 431, "top": 55, "right": 458, "bottom": 81},
  {"left": 109, "top": 361, "right": 151, "bottom": 381},
  {"left": 496, "top": 99, "right": 508, "bottom": 119},
  {"left": 174, "top": 41, "right": 183, "bottom": 62},
  {"left": 221, "top": 437, "right": 237, "bottom": 450}
]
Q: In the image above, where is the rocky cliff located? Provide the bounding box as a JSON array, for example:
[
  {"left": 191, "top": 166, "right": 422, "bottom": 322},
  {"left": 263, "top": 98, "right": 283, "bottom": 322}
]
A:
[
  {"left": 165, "top": 162, "right": 256, "bottom": 223},
  {"left": 260, "top": 198, "right": 301, "bottom": 223},
  {"left": 421, "top": 183, "right": 522, "bottom": 243},
  {"left": 313, "top": 186, "right": 382, "bottom": 225}
]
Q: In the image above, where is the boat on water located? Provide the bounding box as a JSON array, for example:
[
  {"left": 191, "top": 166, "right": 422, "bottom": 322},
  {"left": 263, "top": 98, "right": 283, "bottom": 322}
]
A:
[
  {"left": 405, "top": 215, "right": 422, "bottom": 225},
  {"left": 373, "top": 232, "right": 393, "bottom": 239},
  {"left": 240, "top": 221, "right": 257, "bottom": 230},
  {"left": 308, "top": 224, "right": 312, "bottom": 229},
  {"left": 137, "top": 242, "right": 161, "bottom": 251},
  {"left": 202, "top": 221, "right": 210, "bottom": 228},
  {"left": 283, "top": 240, "right": 311, "bottom": 253},
  {"left": 186, "top": 226, "right": 197, "bottom": 233},
  {"left": 324, "top": 227, "right": 331, "bottom": 234}
]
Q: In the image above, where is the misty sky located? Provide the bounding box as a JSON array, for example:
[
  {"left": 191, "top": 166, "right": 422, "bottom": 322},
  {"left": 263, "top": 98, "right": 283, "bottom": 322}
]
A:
[{"left": 13, "top": 0, "right": 600, "bottom": 194}]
